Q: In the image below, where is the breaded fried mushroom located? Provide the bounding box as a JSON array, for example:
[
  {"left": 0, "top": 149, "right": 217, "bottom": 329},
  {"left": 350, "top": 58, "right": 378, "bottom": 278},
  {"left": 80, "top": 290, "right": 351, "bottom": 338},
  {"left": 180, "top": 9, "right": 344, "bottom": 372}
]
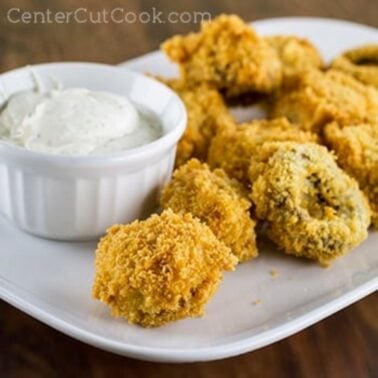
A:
[
  {"left": 161, "top": 159, "right": 257, "bottom": 262},
  {"left": 331, "top": 44, "right": 378, "bottom": 88},
  {"left": 265, "top": 35, "right": 323, "bottom": 87},
  {"left": 159, "top": 78, "right": 235, "bottom": 166},
  {"left": 249, "top": 142, "right": 371, "bottom": 266},
  {"left": 325, "top": 121, "right": 378, "bottom": 228},
  {"left": 207, "top": 117, "right": 317, "bottom": 185},
  {"left": 93, "top": 209, "right": 237, "bottom": 327},
  {"left": 162, "top": 14, "right": 282, "bottom": 99},
  {"left": 269, "top": 69, "right": 378, "bottom": 133}
]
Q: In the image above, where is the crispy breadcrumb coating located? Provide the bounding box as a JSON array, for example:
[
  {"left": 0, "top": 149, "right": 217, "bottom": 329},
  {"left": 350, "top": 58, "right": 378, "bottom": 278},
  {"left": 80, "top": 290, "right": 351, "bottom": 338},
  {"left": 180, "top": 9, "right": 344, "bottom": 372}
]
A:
[
  {"left": 92, "top": 209, "right": 237, "bottom": 327},
  {"left": 249, "top": 142, "right": 370, "bottom": 266},
  {"left": 207, "top": 117, "right": 317, "bottom": 185},
  {"left": 269, "top": 69, "right": 378, "bottom": 133},
  {"left": 265, "top": 35, "right": 323, "bottom": 87},
  {"left": 325, "top": 121, "right": 378, "bottom": 228},
  {"left": 161, "top": 14, "right": 282, "bottom": 98},
  {"left": 159, "top": 78, "right": 235, "bottom": 167},
  {"left": 161, "top": 159, "right": 257, "bottom": 262},
  {"left": 331, "top": 44, "right": 378, "bottom": 88}
]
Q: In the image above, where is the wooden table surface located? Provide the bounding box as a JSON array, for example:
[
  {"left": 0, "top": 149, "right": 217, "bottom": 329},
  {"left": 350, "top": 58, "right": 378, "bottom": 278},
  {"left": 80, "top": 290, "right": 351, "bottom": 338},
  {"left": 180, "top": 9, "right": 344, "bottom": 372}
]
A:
[{"left": 0, "top": 1, "right": 377, "bottom": 377}]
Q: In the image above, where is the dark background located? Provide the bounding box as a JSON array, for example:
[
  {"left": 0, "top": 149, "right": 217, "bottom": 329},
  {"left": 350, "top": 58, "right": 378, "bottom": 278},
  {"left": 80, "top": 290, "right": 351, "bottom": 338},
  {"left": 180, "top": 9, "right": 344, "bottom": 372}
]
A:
[{"left": 0, "top": 1, "right": 377, "bottom": 377}]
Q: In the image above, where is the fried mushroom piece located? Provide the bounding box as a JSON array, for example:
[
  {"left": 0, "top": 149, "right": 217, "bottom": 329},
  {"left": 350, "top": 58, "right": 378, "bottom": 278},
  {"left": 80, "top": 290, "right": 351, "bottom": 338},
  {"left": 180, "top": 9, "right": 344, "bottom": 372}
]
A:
[
  {"left": 159, "top": 78, "right": 235, "bottom": 167},
  {"left": 331, "top": 44, "right": 378, "bottom": 88},
  {"left": 269, "top": 69, "right": 378, "bottom": 133},
  {"left": 207, "top": 117, "right": 317, "bottom": 186},
  {"left": 265, "top": 35, "right": 323, "bottom": 88},
  {"left": 161, "top": 159, "right": 257, "bottom": 262},
  {"left": 249, "top": 142, "right": 370, "bottom": 266},
  {"left": 92, "top": 209, "right": 237, "bottom": 327},
  {"left": 161, "top": 14, "right": 282, "bottom": 99},
  {"left": 324, "top": 121, "right": 378, "bottom": 228}
]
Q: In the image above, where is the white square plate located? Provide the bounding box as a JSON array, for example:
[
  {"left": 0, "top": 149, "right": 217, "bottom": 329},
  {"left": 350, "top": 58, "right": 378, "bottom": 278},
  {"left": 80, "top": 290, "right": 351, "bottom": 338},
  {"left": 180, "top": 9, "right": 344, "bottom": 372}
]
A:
[{"left": 0, "top": 17, "right": 377, "bottom": 363}]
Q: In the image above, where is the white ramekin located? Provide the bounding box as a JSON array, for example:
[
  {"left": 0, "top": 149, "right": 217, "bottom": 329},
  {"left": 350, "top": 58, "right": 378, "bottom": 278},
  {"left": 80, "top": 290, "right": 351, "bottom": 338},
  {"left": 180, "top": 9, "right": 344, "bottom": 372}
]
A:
[{"left": 0, "top": 63, "right": 186, "bottom": 240}]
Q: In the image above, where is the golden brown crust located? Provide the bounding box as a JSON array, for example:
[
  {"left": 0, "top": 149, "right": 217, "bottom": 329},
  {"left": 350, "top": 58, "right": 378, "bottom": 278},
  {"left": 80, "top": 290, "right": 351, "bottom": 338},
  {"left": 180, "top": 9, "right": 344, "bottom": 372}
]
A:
[
  {"left": 249, "top": 142, "right": 370, "bottom": 266},
  {"left": 159, "top": 78, "right": 235, "bottom": 167},
  {"left": 161, "top": 14, "right": 282, "bottom": 98},
  {"left": 331, "top": 44, "right": 378, "bottom": 88},
  {"left": 324, "top": 121, "right": 378, "bottom": 228},
  {"left": 207, "top": 117, "right": 318, "bottom": 185},
  {"left": 92, "top": 209, "right": 237, "bottom": 327},
  {"left": 265, "top": 35, "right": 323, "bottom": 88},
  {"left": 269, "top": 69, "right": 378, "bottom": 133},
  {"left": 160, "top": 159, "right": 257, "bottom": 262}
]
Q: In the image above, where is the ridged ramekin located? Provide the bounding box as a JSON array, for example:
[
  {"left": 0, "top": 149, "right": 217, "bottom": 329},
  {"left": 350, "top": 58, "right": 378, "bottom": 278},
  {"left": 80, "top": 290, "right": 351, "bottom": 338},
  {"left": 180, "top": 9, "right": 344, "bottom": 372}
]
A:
[{"left": 0, "top": 63, "right": 186, "bottom": 240}]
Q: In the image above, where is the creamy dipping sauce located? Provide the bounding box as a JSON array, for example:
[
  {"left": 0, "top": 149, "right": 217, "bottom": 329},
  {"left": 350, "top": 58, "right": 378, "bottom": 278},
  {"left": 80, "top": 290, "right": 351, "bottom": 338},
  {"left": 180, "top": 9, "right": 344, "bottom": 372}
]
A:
[{"left": 0, "top": 88, "right": 162, "bottom": 155}]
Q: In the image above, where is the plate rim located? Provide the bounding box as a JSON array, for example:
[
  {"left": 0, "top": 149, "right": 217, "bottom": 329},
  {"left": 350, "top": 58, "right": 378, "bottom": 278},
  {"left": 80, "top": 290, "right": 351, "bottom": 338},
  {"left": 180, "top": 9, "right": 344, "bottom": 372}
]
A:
[{"left": 0, "top": 274, "right": 376, "bottom": 362}]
